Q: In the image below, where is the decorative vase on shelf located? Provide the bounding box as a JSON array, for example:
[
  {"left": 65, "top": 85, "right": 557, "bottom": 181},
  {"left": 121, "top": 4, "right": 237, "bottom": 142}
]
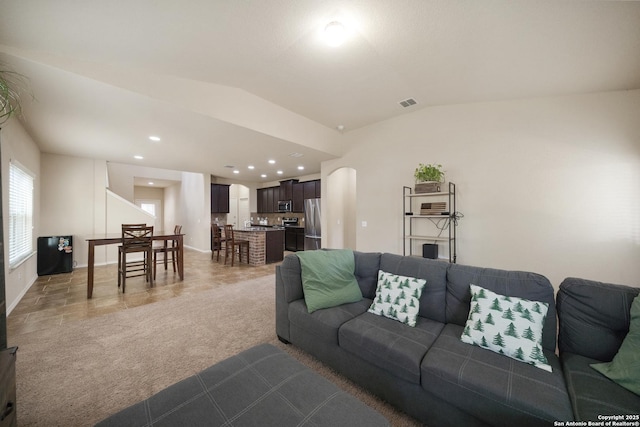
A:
[{"left": 414, "top": 163, "right": 445, "bottom": 193}]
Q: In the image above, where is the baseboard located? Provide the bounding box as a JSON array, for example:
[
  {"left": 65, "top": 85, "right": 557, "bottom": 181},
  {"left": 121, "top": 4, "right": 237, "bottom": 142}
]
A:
[{"left": 7, "top": 273, "right": 37, "bottom": 315}]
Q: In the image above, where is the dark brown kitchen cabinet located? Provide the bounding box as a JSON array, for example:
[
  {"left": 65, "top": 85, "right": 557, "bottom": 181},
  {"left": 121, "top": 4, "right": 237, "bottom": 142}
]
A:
[
  {"left": 279, "top": 179, "right": 297, "bottom": 201},
  {"left": 211, "top": 184, "right": 230, "bottom": 213},
  {"left": 265, "top": 230, "right": 285, "bottom": 263},
  {"left": 257, "top": 186, "right": 281, "bottom": 213},
  {"left": 285, "top": 227, "right": 305, "bottom": 251},
  {"left": 292, "top": 182, "right": 304, "bottom": 212},
  {"left": 271, "top": 187, "right": 280, "bottom": 213},
  {"left": 302, "top": 179, "right": 321, "bottom": 199},
  {"left": 266, "top": 187, "right": 274, "bottom": 213},
  {"left": 303, "top": 180, "right": 316, "bottom": 200}
]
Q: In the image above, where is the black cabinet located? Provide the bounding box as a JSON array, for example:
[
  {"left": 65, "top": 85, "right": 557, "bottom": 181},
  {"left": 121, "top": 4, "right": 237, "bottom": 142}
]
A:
[
  {"left": 292, "top": 182, "right": 304, "bottom": 213},
  {"left": 265, "top": 230, "right": 285, "bottom": 263},
  {"left": 285, "top": 227, "right": 305, "bottom": 251},
  {"left": 279, "top": 179, "right": 297, "bottom": 201},
  {"left": 303, "top": 180, "right": 316, "bottom": 200},
  {"left": 211, "top": 184, "right": 230, "bottom": 213},
  {"left": 259, "top": 180, "right": 320, "bottom": 214}
]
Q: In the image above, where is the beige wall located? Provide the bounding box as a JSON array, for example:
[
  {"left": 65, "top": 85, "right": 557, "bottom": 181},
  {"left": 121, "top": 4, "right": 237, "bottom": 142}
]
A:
[
  {"left": 323, "top": 90, "right": 640, "bottom": 288},
  {"left": 1, "top": 118, "right": 41, "bottom": 312}
]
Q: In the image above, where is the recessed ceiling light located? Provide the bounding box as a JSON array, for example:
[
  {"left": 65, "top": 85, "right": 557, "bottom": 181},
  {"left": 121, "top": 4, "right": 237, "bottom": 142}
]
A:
[
  {"left": 148, "top": 136, "right": 161, "bottom": 142},
  {"left": 268, "top": 159, "right": 276, "bottom": 164},
  {"left": 261, "top": 174, "right": 267, "bottom": 178},
  {"left": 233, "top": 170, "right": 239, "bottom": 174},
  {"left": 324, "top": 21, "right": 347, "bottom": 47},
  {"left": 277, "top": 170, "right": 283, "bottom": 175},
  {"left": 297, "top": 166, "right": 305, "bottom": 170},
  {"left": 148, "top": 181, "right": 154, "bottom": 185},
  {"left": 134, "top": 155, "right": 144, "bottom": 160},
  {"left": 248, "top": 165, "right": 255, "bottom": 170}
]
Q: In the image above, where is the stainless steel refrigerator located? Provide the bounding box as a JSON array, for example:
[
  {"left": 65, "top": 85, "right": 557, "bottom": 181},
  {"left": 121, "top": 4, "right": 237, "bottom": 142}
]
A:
[{"left": 304, "top": 198, "right": 321, "bottom": 250}]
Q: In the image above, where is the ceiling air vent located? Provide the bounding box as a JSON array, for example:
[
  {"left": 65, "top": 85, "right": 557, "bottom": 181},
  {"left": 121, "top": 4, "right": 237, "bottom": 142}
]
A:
[{"left": 399, "top": 98, "right": 418, "bottom": 108}]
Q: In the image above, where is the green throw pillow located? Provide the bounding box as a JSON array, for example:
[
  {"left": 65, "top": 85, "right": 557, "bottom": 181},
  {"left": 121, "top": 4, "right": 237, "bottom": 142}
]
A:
[
  {"left": 297, "top": 249, "right": 362, "bottom": 313},
  {"left": 368, "top": 270, "right": 426, "bottom": 327},
  {"left": 591, "top": 295, "right": 640, "bottom": 396},
  {"left": 460, "top": 284, "right": 552, "bottom": 372}
]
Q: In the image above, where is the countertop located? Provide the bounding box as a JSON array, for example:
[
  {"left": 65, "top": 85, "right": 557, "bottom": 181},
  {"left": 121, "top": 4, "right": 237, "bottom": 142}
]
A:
[{"left": 236, "top": 226, "right": 285, "bottom": 232}]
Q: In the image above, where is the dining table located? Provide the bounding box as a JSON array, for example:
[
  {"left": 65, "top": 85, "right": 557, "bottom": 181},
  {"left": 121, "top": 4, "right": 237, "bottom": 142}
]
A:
[{"left": 85, "top": 232, "right": 184, "bottom": 299}]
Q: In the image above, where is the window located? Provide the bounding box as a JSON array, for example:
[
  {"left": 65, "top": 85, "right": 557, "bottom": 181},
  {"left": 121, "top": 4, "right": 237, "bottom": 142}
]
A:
[
  {"left": 140, "top": 203, "right": 156, "bottom": 216},
  {"left": 9, "top": 161, "right": 34, "bottom": 267}
]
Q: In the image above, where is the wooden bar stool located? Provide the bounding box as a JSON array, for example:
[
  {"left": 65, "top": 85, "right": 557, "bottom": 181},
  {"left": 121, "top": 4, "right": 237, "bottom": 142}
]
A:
[
  {"left": 118, "top": 224, "right": 153, "bottom": 293},
  {"left": 224, "top": 224, "right": 249, "bottom": 266},
  {"left": 211, "top": 224, "right": 226, "bottom": 262},
  {"left": 153, "top": 225, "right": 182, "bottom": 279}
]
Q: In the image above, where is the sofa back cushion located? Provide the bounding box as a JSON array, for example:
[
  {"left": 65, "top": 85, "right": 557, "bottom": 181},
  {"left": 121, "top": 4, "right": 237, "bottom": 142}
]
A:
[
  {"left": 379, "top": 253, "right": 448, "bottom": 323},
  {"left": 354, "top": 251, "right": 382, "bottom": 298},
  {"left": 557, "top": 277, "right": 639, "bottom": 361},
  {"left": 446, "top": 263, "right": 557, "bottom": 352}
]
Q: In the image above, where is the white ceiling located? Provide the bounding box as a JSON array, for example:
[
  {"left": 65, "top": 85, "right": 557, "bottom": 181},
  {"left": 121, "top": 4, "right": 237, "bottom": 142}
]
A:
[{"left": 1, "top": 1, "right": 639, "bottom": 182}]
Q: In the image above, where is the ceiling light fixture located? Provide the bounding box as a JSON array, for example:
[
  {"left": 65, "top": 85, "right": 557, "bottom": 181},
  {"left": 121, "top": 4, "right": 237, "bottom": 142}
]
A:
[
  {"left": 324, "top": 21, "right": 347, "bottom": 47},
  {"left": 148, "top": 136, "right": 161, "bottom": 142},
  {"left": 248, "top": 165, "right": 255, "bottom": 170},
  {"left": 297, "top": 166, "right": 305, "bottom": 170},
  {"left": 261, "top": 174, "right": 267, "bottom": 178},
  {"left": 277, "top": 170, "right": 283, "bottom": 175},
  {"left": 148, "top": 181, "right": 154, "bottom": 185},
  {"left": 134, "top": 155, "right": 144, "bottom": 160},
  {"left": 268, "top": 159, "right": 276, "bottom": 164},
  {"left": 233, "top": 170, "right": 239, "bottom": 174}
]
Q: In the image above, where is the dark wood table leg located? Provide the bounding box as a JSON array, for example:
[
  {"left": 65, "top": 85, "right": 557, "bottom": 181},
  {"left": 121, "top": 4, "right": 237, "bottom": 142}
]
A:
[
  {"left": 177, "top": 235, "right": 184, "bottom": 280},
  {"left": 87, "top": 241, "right": 95, "bottom": 299}
]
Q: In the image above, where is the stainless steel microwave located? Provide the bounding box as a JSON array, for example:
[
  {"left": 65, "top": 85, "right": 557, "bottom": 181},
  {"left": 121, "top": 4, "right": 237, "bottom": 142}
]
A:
[{"left": 278, "top": 200, "right": 292, "bottom": 212}]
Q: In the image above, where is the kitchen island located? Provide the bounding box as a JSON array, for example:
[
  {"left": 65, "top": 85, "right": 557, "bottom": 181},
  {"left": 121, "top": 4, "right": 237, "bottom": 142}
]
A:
[{"left": 232, "top": 227, "right": 284, "bottom": 265}]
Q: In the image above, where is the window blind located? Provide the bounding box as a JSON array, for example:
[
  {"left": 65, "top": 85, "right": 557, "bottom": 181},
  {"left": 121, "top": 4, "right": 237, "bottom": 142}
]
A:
[{"left": 9, "top": 161, "right": 34, "bottom": 267}]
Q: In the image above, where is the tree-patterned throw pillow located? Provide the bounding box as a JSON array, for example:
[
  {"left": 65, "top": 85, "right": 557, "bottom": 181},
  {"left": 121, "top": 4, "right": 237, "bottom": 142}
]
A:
[
  {"left": 368, "top": 270, "right": 426, "bottom": 327},
  {"left": 460, "top": 284, "right": 552, "bottom": 372}
]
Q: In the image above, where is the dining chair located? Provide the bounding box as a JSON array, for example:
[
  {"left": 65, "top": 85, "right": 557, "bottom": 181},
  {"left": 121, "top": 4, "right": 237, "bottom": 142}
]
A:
[
  {"left": 224, "top": 224, "right": 249, "bottom": 266},
  {"left": 211, "top": 224, "right": 226, "bottom": 262},
  {"left": 153, "top": 225, "right": 182, "bottom": 279},
  {"left": 118, "top": 224, "right": 154, "bottom": 293}
]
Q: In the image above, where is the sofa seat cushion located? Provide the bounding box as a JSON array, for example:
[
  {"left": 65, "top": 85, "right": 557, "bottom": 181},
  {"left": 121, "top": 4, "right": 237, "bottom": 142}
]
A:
[
  {"left": 561, "top": 351, "right": 640, "bottom": 420},
  {"left": 289, "top": 298, "right": 371, "bottom": 345},
  {"left": 421, "top": 324, "right": 573, "bottom": 427},
  {"left": 338, "top": 312, "right": 444, "bottom": 384}
]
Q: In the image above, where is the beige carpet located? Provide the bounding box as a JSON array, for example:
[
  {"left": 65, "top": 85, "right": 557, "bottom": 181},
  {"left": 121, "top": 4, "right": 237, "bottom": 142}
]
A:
[{"left": 11, "top": 275, "right": 421, "bottom": 427}]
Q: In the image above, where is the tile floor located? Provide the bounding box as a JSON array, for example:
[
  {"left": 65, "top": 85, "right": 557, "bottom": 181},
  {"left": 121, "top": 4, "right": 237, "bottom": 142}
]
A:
[{"left": 7, "top": 248, "right": 282, "bottom": 338}]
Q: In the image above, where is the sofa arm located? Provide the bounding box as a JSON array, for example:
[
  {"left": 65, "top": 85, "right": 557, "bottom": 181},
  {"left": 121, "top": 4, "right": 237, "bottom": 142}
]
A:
[
  {"left": 275, "top": 254, "right": 304, "bottom": 342},
  {"left": 557, "top": 277, "right": 639, "bottom": 361}
]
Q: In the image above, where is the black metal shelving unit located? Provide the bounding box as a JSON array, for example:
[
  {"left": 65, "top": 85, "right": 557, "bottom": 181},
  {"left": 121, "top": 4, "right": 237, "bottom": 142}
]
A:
[{"left": 403, "top": 182, "right": 457, "bottom": 263}]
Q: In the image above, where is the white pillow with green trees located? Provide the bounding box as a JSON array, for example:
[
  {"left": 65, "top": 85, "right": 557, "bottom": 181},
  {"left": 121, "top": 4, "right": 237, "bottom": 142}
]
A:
[
  {"left": 460, "top": 284, "right": 552, "bottom": 372},
  {"left": 368, "top": 270, "right": 426, "bottom": 327}
]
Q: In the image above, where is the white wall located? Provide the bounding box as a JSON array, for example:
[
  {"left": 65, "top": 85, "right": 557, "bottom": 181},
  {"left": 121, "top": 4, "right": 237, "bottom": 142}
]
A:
[
  {"left": 323, "top": 90, "right": 640, "bottom": 288},
  {"left": 40, "top": 153, "right": 107, "bottom": 267},
  {"left": 180, "top": 171, "right": 210, "bottom": 251},
  {"left": 107, "top": 162, "right": 182, "bottom": 202},
  {"left": 1, "top": 118, "right": 40, "bottom": 313}
]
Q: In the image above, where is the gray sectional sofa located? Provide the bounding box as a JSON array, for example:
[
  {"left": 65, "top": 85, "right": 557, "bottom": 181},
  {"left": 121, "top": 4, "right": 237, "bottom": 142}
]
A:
[
  {"left": 557, "top": 277, "right": 640, "bottom": 420},
  {"left": 275, "top": 251, "right": 639, "bottom": 427}
]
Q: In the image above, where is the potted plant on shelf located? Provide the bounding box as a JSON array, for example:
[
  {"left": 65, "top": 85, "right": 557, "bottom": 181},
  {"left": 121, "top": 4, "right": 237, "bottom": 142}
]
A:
[{"left": 414, "top": 163, "right": 444, "bottom": 193}]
